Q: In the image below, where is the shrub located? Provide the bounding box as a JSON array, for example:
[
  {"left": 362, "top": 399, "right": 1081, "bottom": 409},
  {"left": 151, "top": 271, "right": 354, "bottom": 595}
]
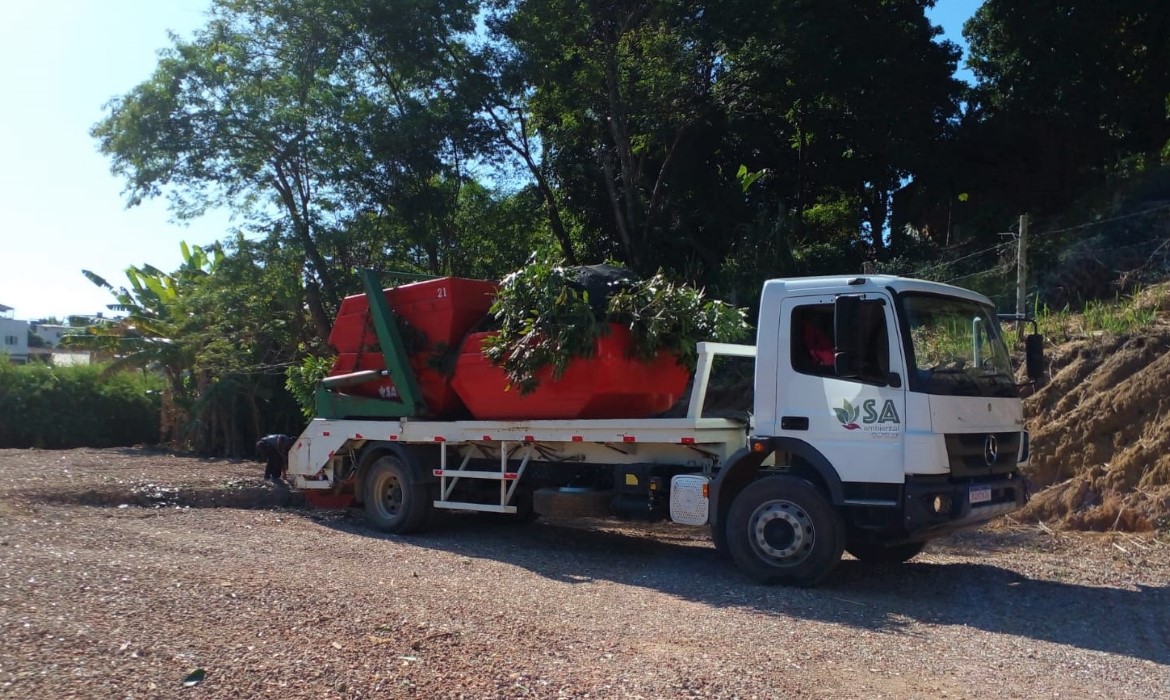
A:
[
  {"left": 0, "top": 362, "right": 162, "bottom": 448},
  {"left": 284, "top": 354, "right": 334, "bottom": 420}
]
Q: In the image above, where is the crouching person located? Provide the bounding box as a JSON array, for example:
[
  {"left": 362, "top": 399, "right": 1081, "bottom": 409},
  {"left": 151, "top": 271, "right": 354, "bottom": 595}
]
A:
[{"left": 255, "top": 434, "right": 294, "bottom": 482}]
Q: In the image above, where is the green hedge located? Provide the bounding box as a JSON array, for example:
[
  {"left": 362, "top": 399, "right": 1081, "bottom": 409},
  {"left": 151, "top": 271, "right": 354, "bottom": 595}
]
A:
[{"left": 0, "top": 362, "right": 162, "bottom": 449}]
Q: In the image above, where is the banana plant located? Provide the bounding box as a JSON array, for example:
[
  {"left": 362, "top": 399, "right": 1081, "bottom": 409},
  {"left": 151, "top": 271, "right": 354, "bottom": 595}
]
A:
[{"left": 63, "top": 243, "right": 221, "bottom": 442}]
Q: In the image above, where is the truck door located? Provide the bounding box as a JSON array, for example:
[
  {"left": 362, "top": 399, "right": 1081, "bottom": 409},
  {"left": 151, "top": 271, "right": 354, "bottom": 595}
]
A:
[{"left": 774, "top": 293, "right": 907, "bottom": 486}]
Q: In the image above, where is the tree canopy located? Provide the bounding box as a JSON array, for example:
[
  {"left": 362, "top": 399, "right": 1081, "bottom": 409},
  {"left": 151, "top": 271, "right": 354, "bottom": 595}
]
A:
[{"left": 961, "top": 0, "right": 1170, "bottom": 212}]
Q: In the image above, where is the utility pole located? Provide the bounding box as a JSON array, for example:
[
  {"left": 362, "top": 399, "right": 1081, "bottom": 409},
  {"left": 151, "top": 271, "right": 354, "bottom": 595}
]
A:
[{"left": 1017, "top": 213, "right": 1029, "bottom": 325}]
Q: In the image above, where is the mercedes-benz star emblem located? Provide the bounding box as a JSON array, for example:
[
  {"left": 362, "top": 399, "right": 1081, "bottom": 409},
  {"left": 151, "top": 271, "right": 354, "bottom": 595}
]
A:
[{"left": 983, "top": 434, "right": 999, "bottom": 466}]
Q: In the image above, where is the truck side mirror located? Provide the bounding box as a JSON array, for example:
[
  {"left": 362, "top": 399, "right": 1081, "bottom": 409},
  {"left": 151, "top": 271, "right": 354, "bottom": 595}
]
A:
[
  {"left": 834, "top": 295, "right": 862, "bottom": 378},
  {"left": 1025, "top": 333, "right": 1044, "bottom": 382}
]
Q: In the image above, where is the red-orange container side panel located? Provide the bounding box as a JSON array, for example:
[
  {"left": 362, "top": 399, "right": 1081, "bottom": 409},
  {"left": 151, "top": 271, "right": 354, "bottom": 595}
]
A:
[
  {"left": 329, "top": 277, "right": 499, "bottom": 353},
  {"left": 451, "top": 325, "right": 691, "bottom": 421}
]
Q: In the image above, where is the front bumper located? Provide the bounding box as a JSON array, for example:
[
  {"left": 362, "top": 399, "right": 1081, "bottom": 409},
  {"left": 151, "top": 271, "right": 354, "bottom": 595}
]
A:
[{"left": 903, "top": 473, "right": 1027, "bottom": 538}]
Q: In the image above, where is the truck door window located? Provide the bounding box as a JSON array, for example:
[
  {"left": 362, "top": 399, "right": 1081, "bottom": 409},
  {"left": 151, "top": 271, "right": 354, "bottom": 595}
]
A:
[
  {"left": 791, "top": 302, "right": 890, "bottom": 382},
  {"left": 791, "top": 305, "right": 835, "bottom": 377}
]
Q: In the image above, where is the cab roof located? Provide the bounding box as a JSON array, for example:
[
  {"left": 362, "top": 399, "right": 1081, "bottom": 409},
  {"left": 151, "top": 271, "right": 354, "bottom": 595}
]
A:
[{"left": 762, "top": 275, "right": 995, "bottom": 307}]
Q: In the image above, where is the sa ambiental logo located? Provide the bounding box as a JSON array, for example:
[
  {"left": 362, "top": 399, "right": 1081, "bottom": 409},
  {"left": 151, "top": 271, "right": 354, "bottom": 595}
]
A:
[{"left": 834, "top": 398, "right": 901, "bottom": 431}]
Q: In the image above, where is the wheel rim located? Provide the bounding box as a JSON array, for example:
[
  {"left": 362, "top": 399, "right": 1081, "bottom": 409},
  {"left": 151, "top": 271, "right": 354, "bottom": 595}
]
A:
[
  {"left": 372, "top": 472, "right": 403, "bottom": 520},
  {"left": 749, "top": 499, "right": 814, "bottom": 567}
]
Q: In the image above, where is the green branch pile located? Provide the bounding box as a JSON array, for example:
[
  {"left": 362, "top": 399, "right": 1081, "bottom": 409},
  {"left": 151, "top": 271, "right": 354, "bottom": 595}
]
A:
[{"left": 482, "top": 258, "right": 752, "bottom": 393}]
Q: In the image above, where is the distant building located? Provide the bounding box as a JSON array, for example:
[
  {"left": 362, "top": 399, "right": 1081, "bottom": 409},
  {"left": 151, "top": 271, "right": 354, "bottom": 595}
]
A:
[
  {"left": 0, "top": 304, "right": 30, "bottom": 364},
  {"left": 28, "top": 322, "right": 76, "bottom": 348},
  {"left": 27, "top": 347, "right": 92, "bottom": 366}
]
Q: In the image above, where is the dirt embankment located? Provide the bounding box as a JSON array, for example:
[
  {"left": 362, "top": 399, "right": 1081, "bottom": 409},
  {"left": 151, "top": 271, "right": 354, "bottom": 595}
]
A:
[{"left": 1021, "top": 330, "right": 1170, "bottom": 531}]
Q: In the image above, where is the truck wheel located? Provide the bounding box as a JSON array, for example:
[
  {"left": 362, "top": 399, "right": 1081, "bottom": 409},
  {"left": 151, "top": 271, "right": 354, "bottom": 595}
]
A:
[
  {"left": 846, "top": 540, "right": 926, "bottom": 564},
  {"left": 364, "top": 456, "right": 431, "bottom": 534},
  {"left": 511, "top": 487, "right": 540, "bottom": 522},
  {"left": 726, "top": 475, "right": 844, "bottom": 586}
]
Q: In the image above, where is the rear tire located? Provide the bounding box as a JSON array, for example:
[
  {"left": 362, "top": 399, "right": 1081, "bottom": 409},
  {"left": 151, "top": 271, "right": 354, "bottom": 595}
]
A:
[
  {"left": 726, "top": 475, "right": 844, "bottom": 586},
  {"left": 846, "top": 540, "right": 927, "bottom": 564},
  {"left": 511, "top": 487, "right": 540, "bottom": 522},
  {"left": 363, "top": 456, "right": 431, "bottom": 534}
]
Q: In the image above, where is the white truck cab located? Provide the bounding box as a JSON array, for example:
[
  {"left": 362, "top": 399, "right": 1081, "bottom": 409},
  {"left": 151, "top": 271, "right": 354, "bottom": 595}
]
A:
[
  {"left": 289, "top": 274, "right": 1033, "bottom": 586},
  {"left": 709, "top": 275, "right": 1029, "bottom": 583}
]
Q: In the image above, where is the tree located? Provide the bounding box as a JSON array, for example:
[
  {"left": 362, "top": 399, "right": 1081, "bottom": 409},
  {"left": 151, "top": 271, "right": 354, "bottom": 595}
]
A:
[
  {"left": 490, "top": 0, "right": 962, "bottom": 289},
  {"left": 448, "top": 182, "right": 560, "bottom": 279},
  {"left": 715, "top": 0, "right": 962, "bottom": 252},
  {"left": 64, "top": 240, "right": 307, "bottom": 455},
  {"left": 478, "top": 47, "right": 579, "bottom": 264},
  {"left": 93, "top": 0, "right": 491, "bottom": 336},
  {"left": 492, "top": 0, "right": 741, "bottom": 277},
  {"left": 963, "top": 0, "right": 1170, "bottom": 210},
  {"left": 184, "top": 234, "right": 307, "bottom": 455}
]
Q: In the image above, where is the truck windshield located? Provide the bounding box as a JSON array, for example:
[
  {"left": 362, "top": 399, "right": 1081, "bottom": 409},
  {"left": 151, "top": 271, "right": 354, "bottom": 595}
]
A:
[{"left": 899, "top": 293, "right": 1018, "bottom": 398}]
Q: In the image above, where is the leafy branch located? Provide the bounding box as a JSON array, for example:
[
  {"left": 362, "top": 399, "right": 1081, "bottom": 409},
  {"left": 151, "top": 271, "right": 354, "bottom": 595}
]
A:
[{"left": 483, "top": 257, "right": 752, "bottom": 393}]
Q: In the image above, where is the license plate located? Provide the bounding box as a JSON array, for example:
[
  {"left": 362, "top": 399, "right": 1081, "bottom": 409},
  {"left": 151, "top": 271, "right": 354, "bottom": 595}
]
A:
[{"left": 969, "top": 486, "right": 992, "bottom": 504}]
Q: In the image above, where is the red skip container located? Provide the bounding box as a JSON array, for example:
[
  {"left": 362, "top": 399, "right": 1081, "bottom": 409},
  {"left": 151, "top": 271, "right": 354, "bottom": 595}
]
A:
[
  {"left": 327, "top": 277, "right": 498, "bottom": 417},
  {"left": 451, "top": 324, "right": 691, "bottom": 420}
]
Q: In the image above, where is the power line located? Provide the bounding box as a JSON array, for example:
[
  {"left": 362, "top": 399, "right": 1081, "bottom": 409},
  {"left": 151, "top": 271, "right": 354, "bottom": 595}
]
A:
[
  {"left": 1031, "top": 202, "right": 1170, "bottom": 241},
  {"left": 913, "top": 204, "right": 1168, "bottom": 281},
  {"left": 1100, "top": 236, "right": 1170, "bottom": 255},
  {"left": 934, "top": 204, "right": 1170, "bottom": 284},
  {"left": 942, "top": 238, "right": 1170, "bottom": 286},
  {"left": 944, "top": 264, "right": 1012, "bottom": 285},
  {"left": 916, "top": 241, "right": 1012, "bottom": 276}
]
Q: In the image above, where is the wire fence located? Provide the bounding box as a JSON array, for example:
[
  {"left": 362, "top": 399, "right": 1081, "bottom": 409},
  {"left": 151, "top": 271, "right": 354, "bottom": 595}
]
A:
[{"left": 915, "top": 202, "right": 1170, "bottom": 312}]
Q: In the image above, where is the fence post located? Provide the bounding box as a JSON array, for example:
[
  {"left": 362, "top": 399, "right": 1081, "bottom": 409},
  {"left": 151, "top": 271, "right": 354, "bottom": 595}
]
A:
[{"left": 1017, "top": 213, "right": 1029, "bottom": 334}]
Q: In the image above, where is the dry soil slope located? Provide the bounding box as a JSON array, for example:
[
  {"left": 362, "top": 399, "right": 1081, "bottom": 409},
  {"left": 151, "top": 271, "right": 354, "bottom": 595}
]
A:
[{"left": 1022, "top": 327, "right": 1170, "bottom": 530}]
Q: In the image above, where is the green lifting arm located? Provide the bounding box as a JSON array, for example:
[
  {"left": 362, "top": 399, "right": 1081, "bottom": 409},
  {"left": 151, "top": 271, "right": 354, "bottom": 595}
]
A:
[{"left": 314, "top": 269, "right": 427, "bottom": 419}]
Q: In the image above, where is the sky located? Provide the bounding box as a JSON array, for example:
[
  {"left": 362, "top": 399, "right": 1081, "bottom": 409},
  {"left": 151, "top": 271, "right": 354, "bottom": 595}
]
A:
[
  {"left": 0, "top": 1, "right": 230, "bottom": 322},
  {"left": 0, "top": 0, "right": 982, "bottom": 322}
]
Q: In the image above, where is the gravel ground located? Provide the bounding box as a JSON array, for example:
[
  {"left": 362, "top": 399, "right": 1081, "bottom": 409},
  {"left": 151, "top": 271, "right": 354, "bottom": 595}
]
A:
[{"left": 1, "top": 448, "right": 1168, "bottom": 699}]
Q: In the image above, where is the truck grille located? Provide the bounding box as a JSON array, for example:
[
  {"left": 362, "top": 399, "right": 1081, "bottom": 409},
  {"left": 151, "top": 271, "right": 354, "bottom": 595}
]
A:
[{"left": 944, "top": 432, "right": 1021, "bottom": 477}]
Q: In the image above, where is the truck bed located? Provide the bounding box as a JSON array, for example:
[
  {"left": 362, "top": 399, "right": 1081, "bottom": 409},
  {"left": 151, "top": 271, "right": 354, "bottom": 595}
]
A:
[
  {"left": 289, "top": 415, "right": 751, "bottom": 487},
  {"left": 291, "top": 341, "right": 757, "bottom": 487}
]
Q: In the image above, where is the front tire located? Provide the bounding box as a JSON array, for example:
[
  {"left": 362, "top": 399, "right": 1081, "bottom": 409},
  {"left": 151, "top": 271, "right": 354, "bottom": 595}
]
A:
[
  {"left": 846, "top": 540, "right": 927, "bottom": 564},
  {"left": 363, "top": 455, "right": 431, "bottom": 534},
  {"left": 726, "top": 475, "right": 844, "bottom": 586}
]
